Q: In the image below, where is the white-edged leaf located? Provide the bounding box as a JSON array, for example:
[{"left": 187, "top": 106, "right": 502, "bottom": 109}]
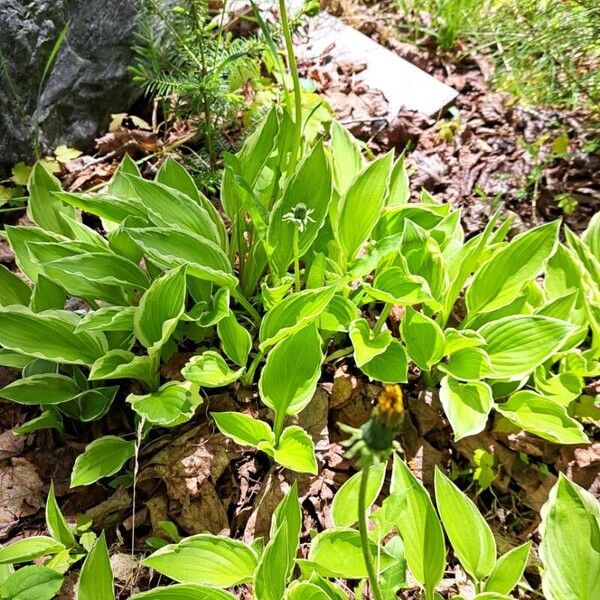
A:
[
  {"left": 182, "top": 352, "right": 244, "bottom": 388},
  {"left": 71, "top": 436, "right": 135, "bottom": 487}
]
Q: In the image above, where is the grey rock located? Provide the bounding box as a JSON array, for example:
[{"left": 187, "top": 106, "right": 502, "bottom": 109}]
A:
[{"left": 0, "top": 0, "right": 148, "bottom": 170}]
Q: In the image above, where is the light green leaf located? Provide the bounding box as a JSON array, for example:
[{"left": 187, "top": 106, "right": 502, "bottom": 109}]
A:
[
  {"left": 540, "top": 475, "right": 600, "bottom": 600},
  {"left": 330, "top": 119, "right": 364, "bottom": 195},
  {"left": 217, "top": 313, "right": 252, "bottom": 366},
  {"left": 182, "top": 352, "right": 244, "bottom": 388},
  {"left": 331, "top": 463, "right": 387, "bottom": 527},
  {"left": 134, "top": 267, "right": 186, "bottom": 352},
  {"left": 254, "top": 520, "right": 290, "bottom": 600},
  {"left": 0, "top": 374, "right": 80, "bottom": 405},
  {"left": 439, "top": 376, "right": 493, "bottom": 441},
  {"left": 273, "top": 426, "right": 318, "bottom": 474},
  {"left": 390, "top": 455, "right": 445, "bottom": 591},
  {"left": 466, "top": 221, "right": 560, "bottom": 314},
  {"left": 496, "top": 391, "right": 589, "bottom": 444},
  {"left": 270, "top": 482, "right": 302, "bottom": 578},
  {"left": 211, "top": 412, "right": 275, "bottom": 448},
  {"left": 364, "top": 268, "right": 434, "bottom": 307},
  {"left": 443, "top": 328, "right": 485, "bottom": 355},
  {"left": 260, "top": 325, "right": 323, "bottom": 420},
  {"left": 485, "top": 542, "right": 531, "bottom": 595},
  {"left": 89, "top": 350, "right": 155, "bottom": 389},
  {"left": 0, "top": 266, "right": 31, "bottom": 307},
  {"left": 285, "top": 582, "right": 331, "bottom": 600},
  {"left": 478, "top": 315, "right": 575, "bottom": 379},
  {"left": 126, "top": 228, "right": 236, "bottom": 288},
  {"left": 156, "top": 157, "right": 201, "bottom": 203},
  {"left": 307, "top": 528, "right": 395, "bottom": 579},
  {"left": 45, "top": 482, "right": 75, "bottom": 547},
  {"left": 388, "top": 153, "right": 410, "bottom": 207},
  {"left": 0, "top": 306, "right": 107, "bottom": 365},
  {"left": 71, "top": 436, "right": 135, "bottom": 487},
  {"left": 0, "top": 536, "right": 64, "bottom": 565},
  {"left": 434, "top": 467, "right": 496, "bottom": 581},
  {"left": 438, "top": 347, "right": 492, "bottom": 381},
  {"left": 401, "top": 307, "right": 445, "bottom": 370},
  {"left": 77, "top": 532, "right": 114, "bottom": 600},
  {"left": 75, "top": 306, "right": 135, "bottom": 333},
  {"left": 582, "top": 212, "right": 600, "bottom": 261},
  {"left": 55, "top": 192, "right": 147, "bottom": 225},
  {"left": 337, "top": 151, "right": 394, "bottom": 260},
  {"left": 0, "top": 565, "right": 63, "bottom": 600},
  {"left": 131, "top": 585, "right": 237, "bottom": 600},
  {"left": 259, "top": 286, "right": 336, "bottom": 350},
  {"left": 142, "top": 534, "right": 257, "bottom": 587},
  {"left": 128, "top": 382, "right": 202, "bottom": 427},
  {"left": 59, "top": 386, "right": 118, "bottom": 423},
  {"left": 13, "top": 408, "right": 64, "bottom": 435},
  {"left": 360, "top": 339, "right": 408, "bottom": 384},
  {"left": 349, "top": 319, "right": 392, "bottom": 368},
  {"left": 27, "top": 162, "right": 75, "bottom": 236}
]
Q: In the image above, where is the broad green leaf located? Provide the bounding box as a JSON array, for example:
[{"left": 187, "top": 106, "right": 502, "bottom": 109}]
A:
[
  {"left": 128, "top": 382, "right": 202, "bottom": 427},
  {"left": 217, "top": 313, "right": 252, "bottom": 366},
  {"left": 270, "top": 482, "right": 302, "bottom": 578},
  {"left": 71, "top": 436, "right": 135, "bottom": 487},
  {"left": 439, "top": 376, "right": 493, "bottom": 441},
  {"left": 5, "top": 226, "right": 66, "bottom": 282},
  {"left": 364, "top": 268, "right": 434, "bottom": 307},
  {"left": 59, "top": 386, "right": 118, "bottom": 423},
  {"left": 211, "top": 412, "right": 275, "bottom": 448},
  {"left": 259, "top": 325, "right": 323, "bottom": 418},
  {"left": 13, "top": 408, "right": 64, "bottom": 435},
  {"left": 131, "top": 585, "right": 236, "bottom": 600},
  {"left": 438, "top": 347, "right": 492, "bottom": 381},
  {"left": 45, "top": 482, "right": 75, "bottom": 547},
  {"left": 254, "top": 520, "right": 290, "bottom": 600},
  {"left": 390, "top": 456, "right": 445, "bottom": 591},
  {"left": 360, "top": 339, "right": 408, "bottom": 384},
  {"left": 0, "top": 350, "right": 31, "bottom": 369},
  {"left": 77, "top": 532, "right": 114, "bottom": 600},
  {"left": 156, "top": 157, "right": 201, "bottom": 203},
  {"left": 466, "top": 221, "right": 560, "bottom": 314},
  {"left": 134, "top": 267, "right": 186, "bottom": 352},
  {"left": 331, "top": 463, "right": 387, "bottom": 527},
  {"left": 401, "top": 307, "right": 445, "bottom": 370},
  {"left": 0, "top": 565, "right": 63, "bottom": 600},
  {"left": 485, "top": 542, "right": 531, "bottom": 595},
  {"left": 582, "top": 212, "right": 600, "bottom": 261},
  {"left": 496, "top": 391, "right": 589, "bottom": 444},
  {"left": 337, "top": 151, "right": 394, "bottom": 260},
  {"left": 434, "top": 467, "right": 496, "bottom": 581},
  {"left": 0, "top": 536, "right": 64, "bottom": 564},
  {"left": 190, "top": 287, "right": 230, "bottom": 327},
  {"left": 30, "top": 273, "right": 68, "bottom": 312},
  {"left": 349, "top": 319, "right": 392, "bottom": 368},
  {"left": 55, "top": 192, "right": 147, "bottom": 224},
  {"left": 273, "top": 426, "right": 318, "bottom": 474},
  {"left": 0, "top": 374, "right": 80, "bottom": 405},
  {"left": 318, "top": 293, "right": 359, "bottom": 333},
  {"left": 259, "top": 286, "right": 336, "bottom": 350},
  {"left": 565, "top": 226, "right": 600, "bottom": 288},
  {"left": 43, "top": 252, "right": 149, "bottom": 290},
  {"left": 387, "top": 153, "right": 410, "bottom": 207},
  {"left": 0, "top": 306, "right": 107, "bottom": 365},
  {"left": 478, "top": 315, "right": 575, "bottom": 379},
  {"left": 330, "top": 119, "right": 364, "bottom": 194},
  {"left": 27, "top": 162, "right": 75, "bottom": 236},
  {"left": 307, "top": 528, "right": 395, "bottom": 579},
  {"left": 126, "top": 228, "right": 236, "bottom": 288},
  {"left": 0, "top": 266, "right": 31, "bottom": 307},
  {"left": 123, "top": 175, "right": 221, "bottom": 245},
  {"left": 285, "top": 582, "right": 331, "bottom": 600},
  {"left": 142, "top": 534, "right": 257, "bottom": 587},
  {"left": 75, "top": 306, "right": 135, "bottom": 333},
  {"left": 540, "top": 475, "right": 600, "bottom": 600},
  {"left": 534, "top": 369, "right": 583, "bottom": 406},
  {"left": 182, "top": 352, "right": 244, "bottom": 388},
  {"left": 89, "top": 350, "right": 155, "bottom": 389},
  {"left": 443, "top": 328, "right": 485, "bottom": 355}
]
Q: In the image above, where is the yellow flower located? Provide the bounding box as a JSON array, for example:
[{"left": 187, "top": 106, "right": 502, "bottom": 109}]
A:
[{"left": 376, "top": 384, "right": 404, "bottom": 430}]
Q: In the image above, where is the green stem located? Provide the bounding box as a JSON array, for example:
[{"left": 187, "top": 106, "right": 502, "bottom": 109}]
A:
[
  {"left": 325, "top": 346, "right": 354, "bottom": 363},
  {"left": 358, "top": 466, "right": 383, "bottom": 600},
  {"left": 373, "top": 303, "right": 392, "bottom": 335},
  {"left": 278, "top": 0, "right": 303, "bottom": 172},
  {"left": 231, "top": 287, "right": 261, "bottom": 326},
  {"left": 293, "top": 226, "right": 301, "bottom": 292},
  {"left": 273, "top": 410, "right": 286, "bottom": 446},
  {"left": 242, "top": 350, "right": 264, "bottom": 386}
]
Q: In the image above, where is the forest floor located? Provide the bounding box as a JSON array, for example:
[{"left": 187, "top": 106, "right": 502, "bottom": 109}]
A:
[{"left": 0, "top": 3, "right": 598, "bottom": 598}]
